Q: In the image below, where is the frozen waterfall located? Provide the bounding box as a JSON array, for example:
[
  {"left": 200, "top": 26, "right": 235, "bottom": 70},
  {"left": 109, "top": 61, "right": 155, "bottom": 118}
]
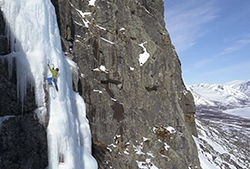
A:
[{"left": 0, "top": 0, "right": 97, "bottom": 168}]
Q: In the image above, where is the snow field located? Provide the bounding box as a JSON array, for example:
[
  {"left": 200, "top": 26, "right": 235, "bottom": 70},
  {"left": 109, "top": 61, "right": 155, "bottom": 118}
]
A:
[
  {"left": 194, "top": 118, "right": 249, "bottom": 169},
  {"left": 224, "top": 107, "right": 250, "bottom": 119}
]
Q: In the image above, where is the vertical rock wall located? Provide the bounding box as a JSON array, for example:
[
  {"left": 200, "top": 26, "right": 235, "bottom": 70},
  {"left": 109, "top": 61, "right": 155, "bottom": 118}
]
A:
[
  {"left": 53, "top": 0, "right": 200, "bottom": 168},
  {"left": 52, "top": 0, "right": 200, "bottom": 168}
]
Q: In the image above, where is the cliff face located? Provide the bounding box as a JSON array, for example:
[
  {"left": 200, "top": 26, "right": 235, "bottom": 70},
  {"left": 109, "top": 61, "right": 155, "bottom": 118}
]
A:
[
  {"left": 52, "top": 0, "right": 200, "bottom": 168},
  {"left": 0, "top": 0, "right": 200, "bottom": 168}
]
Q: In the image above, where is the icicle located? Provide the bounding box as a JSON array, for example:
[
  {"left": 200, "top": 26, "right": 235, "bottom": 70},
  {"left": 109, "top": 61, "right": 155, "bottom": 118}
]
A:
[
  {"left": 15, "top": 54, "right": 36, "bottom": 111},
  {"left": 6, "top": 54, "right": 14, "bottom": 79},
  {"left": 1, "top": 0, "right": 45, "bottom": 112},
  {"left": 0, "top": 53, "right": 15, "bottom": 79}
]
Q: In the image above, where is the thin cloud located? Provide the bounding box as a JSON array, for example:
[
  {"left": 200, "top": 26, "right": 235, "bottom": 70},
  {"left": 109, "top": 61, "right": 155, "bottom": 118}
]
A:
[
  {"left": 187, "top": 61, "right": 250, "bottom": 84},
  {"left": 217, "top": 36, "right": 250, "bottom": 56},
  {"left": 164, "top": 0, "right": 218, "bottom": 53},
  {"left": 194, "top": 58, "right": 213, "bottom": 68},
  {"left": 195, "top": 36, "right": 250, "bottom": 68},
  {"left": 203, "top": 61, "right": 250, "bottom": 78},
  {"left": 236, "top": 37, "right": 250, "bottom": 46}
]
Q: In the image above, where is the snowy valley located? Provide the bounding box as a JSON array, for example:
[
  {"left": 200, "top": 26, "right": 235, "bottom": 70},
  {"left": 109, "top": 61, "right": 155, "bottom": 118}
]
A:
[{"left": 189, "top": 80, "right": 250, "bottom": 169}]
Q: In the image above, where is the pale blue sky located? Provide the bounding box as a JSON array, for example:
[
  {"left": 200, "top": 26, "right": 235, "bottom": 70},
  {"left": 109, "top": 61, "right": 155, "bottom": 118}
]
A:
[{"left": 164, "top": 0, "right": 250, "bottom": 85}]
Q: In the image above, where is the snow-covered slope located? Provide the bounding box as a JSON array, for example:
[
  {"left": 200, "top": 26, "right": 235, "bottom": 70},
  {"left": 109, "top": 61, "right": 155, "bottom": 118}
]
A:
[
  {"left": 194, "top": 117, "right": 250, "bottom": 169},
  {"left": 188, "top": 81, "right": 250, "bottom": 169},
  {"left": 226, "top": 80, "right": 250, "bottom": 97},
  {"left": 188, "top": 83, "right": 250, "bottom": 109},
  {"left": 1, "top": 0, "right": 97, "bottom": 168}
]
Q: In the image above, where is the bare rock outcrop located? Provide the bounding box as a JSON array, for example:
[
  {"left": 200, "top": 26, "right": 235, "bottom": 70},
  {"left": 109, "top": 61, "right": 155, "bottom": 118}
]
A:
[{"left": 52, "top": 0, "right": 200, "bottom": 168}]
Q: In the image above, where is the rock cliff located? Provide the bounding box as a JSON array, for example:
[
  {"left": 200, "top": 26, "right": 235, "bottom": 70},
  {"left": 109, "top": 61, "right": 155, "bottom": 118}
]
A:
[
  {"left": 52, "top": 0, "right": 200, "bottom": 168},
  {"left": 0, "top": 0, "right": 200, "bottom": 168}
]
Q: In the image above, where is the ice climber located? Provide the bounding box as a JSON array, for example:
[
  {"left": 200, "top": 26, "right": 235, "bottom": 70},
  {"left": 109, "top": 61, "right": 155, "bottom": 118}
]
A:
[{"left": 47, "top": 64, "right": 59, "bottom": 91}]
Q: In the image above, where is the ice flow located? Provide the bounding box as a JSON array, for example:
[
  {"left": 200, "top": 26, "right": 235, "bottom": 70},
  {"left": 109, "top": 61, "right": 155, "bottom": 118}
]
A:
[{"left": 0, "top": 0, "right": 97, "bottom": 168}]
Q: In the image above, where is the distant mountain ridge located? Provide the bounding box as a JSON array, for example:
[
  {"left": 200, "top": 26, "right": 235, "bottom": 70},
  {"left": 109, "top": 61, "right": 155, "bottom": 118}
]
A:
[
  {"left": 226, "top": 80, "right": 250, "bottom": 97},
  {"left": 188, "top": 80, "right": 250, "bottom": 169},
  {"left": 187, "top": 80, "right": 250, "bottom": 109}
]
